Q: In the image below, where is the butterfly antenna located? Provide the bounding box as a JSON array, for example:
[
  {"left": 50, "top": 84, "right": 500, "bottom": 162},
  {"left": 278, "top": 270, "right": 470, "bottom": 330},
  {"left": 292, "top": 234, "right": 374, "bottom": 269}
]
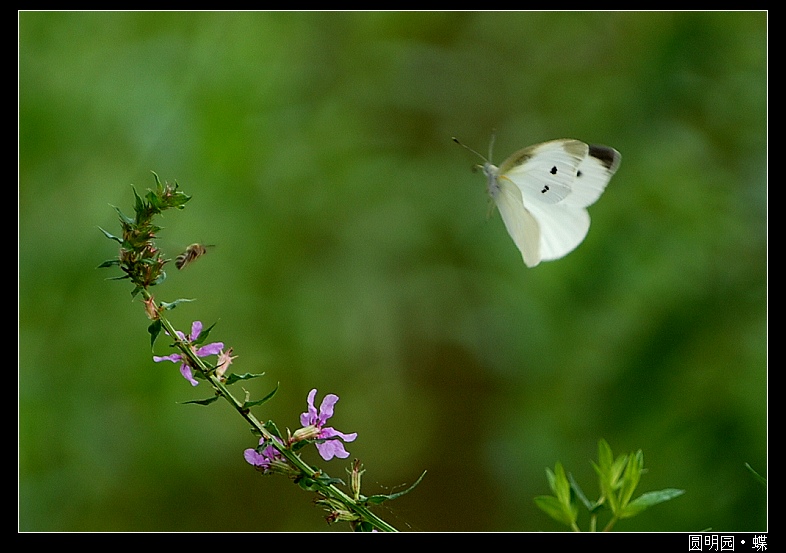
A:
[
  {"left": 452, "top": 137, "right": 488, "bottom": 163},
  {"left": 488, "top": 129, "right": 497, "bottom": 162}
]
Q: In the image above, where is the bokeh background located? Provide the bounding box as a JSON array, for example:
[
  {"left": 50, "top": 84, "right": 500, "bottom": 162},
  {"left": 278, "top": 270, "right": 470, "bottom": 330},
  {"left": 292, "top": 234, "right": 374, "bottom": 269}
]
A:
[{"left": 19, "top": 11, "right": 767, "bottom": 532}]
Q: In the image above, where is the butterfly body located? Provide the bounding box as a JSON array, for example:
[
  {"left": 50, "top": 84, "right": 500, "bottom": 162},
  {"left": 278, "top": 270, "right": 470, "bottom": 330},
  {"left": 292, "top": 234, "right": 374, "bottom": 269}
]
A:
[{"left": 470, "top": 138, "right": 621, "bottom": 267}]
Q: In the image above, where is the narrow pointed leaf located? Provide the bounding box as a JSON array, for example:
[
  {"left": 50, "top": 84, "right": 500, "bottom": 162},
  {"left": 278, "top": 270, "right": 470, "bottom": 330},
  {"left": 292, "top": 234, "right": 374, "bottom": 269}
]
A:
[
  {"left": 194, "top": 321, "right": 217, "bottom": 345},
  {"left": 98, "top": 226, "right": 123, "bottom": 243},
  {"left": 160, "top": 299, "right": 196, "bottom": 311},
  {"left": 111, "top": 205, "right": 135, "bottom": 225},
  {"left": 240, "top": 383, "right": 278, "bottom": 410},
  {"left": 619, "top": 450, "right": 644, "bottom": 508},
  {"left": 264, "top": 420, "right": 283, "bottom": 440},
  {"left": 534, "top": 495, "right": 578, "bottom": 527},
  {"left": 569, "top": 472, "right": 603, "bottom": 513},
  {"left": 225, "top": 372, "right": 266, "bottom": 386},
  {"left": 97, "top": 259, "right": 120, "bottom": 268},
  {"left": 619, "top": 488, "right": 685, "bottom": 519},
  {"left": 181, "top": 395, "right": 220, "bottom": 406},
  {"left": 366, "top": 470, "right": 427, "bottom": 505},
  {"left": 148, "top": 319, "right": 163, "bottom": 349}
]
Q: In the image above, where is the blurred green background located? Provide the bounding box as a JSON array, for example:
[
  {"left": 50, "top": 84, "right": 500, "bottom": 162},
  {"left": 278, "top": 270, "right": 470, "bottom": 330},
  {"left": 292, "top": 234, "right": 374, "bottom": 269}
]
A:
[{"left": 19, "top": 11, "right": 766, "bottom": 532}]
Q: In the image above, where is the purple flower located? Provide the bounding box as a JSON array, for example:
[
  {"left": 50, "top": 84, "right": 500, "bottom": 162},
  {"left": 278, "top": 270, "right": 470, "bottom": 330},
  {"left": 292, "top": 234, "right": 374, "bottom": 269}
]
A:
[
  {"left": 299, "top": 388, "right": 357, "bottom": 461},
  {"left": 244, "top": 437, "right": 284, "bottom": 472},
  {"left": 153, "top": 321, "right": 224, "bottom": 386}
]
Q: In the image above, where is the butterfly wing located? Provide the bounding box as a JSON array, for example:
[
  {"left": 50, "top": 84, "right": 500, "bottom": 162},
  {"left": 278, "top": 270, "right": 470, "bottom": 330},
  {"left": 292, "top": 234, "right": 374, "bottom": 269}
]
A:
[
  {"left": 519, "top": 200, "right": 590, "bottom": 262},
  {"left": 560, "top": 144, "right": 621, "bottom": 209},
  {"left": 497, "top": 140, "right": 620, "bottom": 264},
  {"left": 489, "top": 175, "right": 542, "bottom": 268},
  {"left": 498, "top": 140, "right": 588, "bottom": 205},
  {"left": 478, "top": 138, "right": 620, "bottom": 267}
]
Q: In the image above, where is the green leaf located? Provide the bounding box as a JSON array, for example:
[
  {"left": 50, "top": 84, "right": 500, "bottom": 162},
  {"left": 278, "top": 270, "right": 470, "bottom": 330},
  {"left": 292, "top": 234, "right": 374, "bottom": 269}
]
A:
[
  {"left": 554, "top": 463, "right": 573, "bottom": 506},
  {"left": 366, "top": 470, "right": 427, "bottom": 505},
  {"left": 597, "top": 439, "right": 614, "bottom": 473},
  {"left": 593, "top": 439, "right": 627, "bottom": 514},
  {"left": 536, "top": 462, "right": 579, "bottom": 527},
  {"left": 569, "top": 472, "right": 603, "bottom": 513},
  {"left": 243, "top": 397, "right": 272, "bottom": 408},
  {"left": 181, "top": 395, "right": 220, "bottom": 406},
  {"left": 225, "top": 372, "right": 266, "bottom": 386},
  {"left": 354, "top": 521, "right": 376, "bottom": 532},
  {"left": 610, "top": 454, "right": 629, "bottom": 488},
  {"left": 159, "top": 299, "right": 195, "bottom": 310},
  {"left": 151, "top": 271, "right": 167, "bottom": 286},
  {"left": 148, "top": 319, "right": 163, "bottom": 349},
  {"left": 264, "top": 420, "right": 283, "bottom": 440},
  {"left": 618, "top": 450, "right": 644, "bottom": 508},
  {"left": 132, "top": 186, "right": 145, "bottom": 221},
  {"left": 98, "top": 226, "right": 123, "bottom": 243},
  {"left": 619, "top": 488, "right": 685, "bottom": 519},
  {"left": 97, "top": 259, "right": 120, "bottom": 268},
  {"left": 194, "top": 321, "right": 217, "bottom": 345},
  {"left": 112, "top": 205, "right": 135, "bottom": 225},
  {"left": 534, "top": 495, "right": 578, "bottom": 527},
  {"left": 296, "top": 473, "right": 344, "bottom": 491},
  {"left": 241, "top": 382, "right": 279, "bottom": 409}
]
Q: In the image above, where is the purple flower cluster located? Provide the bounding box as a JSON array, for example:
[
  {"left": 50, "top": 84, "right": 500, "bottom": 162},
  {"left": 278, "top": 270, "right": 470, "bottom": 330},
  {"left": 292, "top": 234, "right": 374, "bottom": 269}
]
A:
[
  {"left": 153, "top": 321, "right": 224, "bottom": 386},
  {"left": 244, "top": 437, "right": 284, "bottom": 471},
  {"left": 244, "top": 388, "right": 357, "bottom": 469}
]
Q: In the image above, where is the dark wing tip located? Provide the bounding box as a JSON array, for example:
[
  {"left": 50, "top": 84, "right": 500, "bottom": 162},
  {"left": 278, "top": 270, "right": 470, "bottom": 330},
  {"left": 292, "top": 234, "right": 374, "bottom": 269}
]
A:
[{"left": 588, "top": 144, "right": 621, "bottom": 173}]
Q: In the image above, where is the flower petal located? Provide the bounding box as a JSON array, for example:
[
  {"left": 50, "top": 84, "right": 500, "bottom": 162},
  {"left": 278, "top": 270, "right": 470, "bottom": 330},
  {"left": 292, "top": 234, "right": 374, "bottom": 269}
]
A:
[
  {"left": 180, "top": 364, "right": 199, "bottom": 386},
  {"left": 190, "top": 321, "right": 203, "bottom": 341},
  {"left": 300, "top": 389, "right": 319, "bottom": 426},
  {"left": 196, "top": 342, "right": 224, "bottom": 357},
  {"left": 316, "top": 439, "right": 350, "bottom": 461},
  {"left": 244, "top": 448, "right": 269, "bottom": 468},
  {"left": 317, "top": 393, "right": 340, "bottom": 424},
  {"left": 153, "top": 353, "right": 183, "bottom": 363},
  {"left": 320, "top": 426, "right": 357, "bottom": 443}
]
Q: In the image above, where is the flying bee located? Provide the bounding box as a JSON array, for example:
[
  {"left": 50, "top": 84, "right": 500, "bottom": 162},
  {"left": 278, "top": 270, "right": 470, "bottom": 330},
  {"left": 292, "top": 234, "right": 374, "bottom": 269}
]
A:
[{"left": 175, "top": 243, "right": 210, "bottom": 270}]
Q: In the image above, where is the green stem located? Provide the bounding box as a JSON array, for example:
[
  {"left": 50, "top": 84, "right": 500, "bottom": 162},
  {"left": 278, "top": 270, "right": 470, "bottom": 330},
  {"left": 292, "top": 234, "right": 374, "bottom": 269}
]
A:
[
  {"left": 602, "top": 516, "right": 618, "bottom": 532},
  {"left": 148, "top": 293, "right": 396, "bottom": 532}
]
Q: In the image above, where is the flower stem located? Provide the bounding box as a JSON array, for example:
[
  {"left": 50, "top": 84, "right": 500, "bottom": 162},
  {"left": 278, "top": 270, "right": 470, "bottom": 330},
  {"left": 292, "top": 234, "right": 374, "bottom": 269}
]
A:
[{"left": 147, "top": 292, "right": 397, "bottom": 532}]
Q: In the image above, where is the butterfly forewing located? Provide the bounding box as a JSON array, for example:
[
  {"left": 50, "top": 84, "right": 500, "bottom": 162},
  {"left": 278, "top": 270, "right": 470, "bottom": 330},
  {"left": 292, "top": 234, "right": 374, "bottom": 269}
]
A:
[
  {"left": 489, "top": 176, "right": 541, "bottom": 267},
  {"left": 559, "top": 145, "right": 621, "bottom": 209},
  {"left": 499, "top": 140, "right": 587, "bottom": 205}
]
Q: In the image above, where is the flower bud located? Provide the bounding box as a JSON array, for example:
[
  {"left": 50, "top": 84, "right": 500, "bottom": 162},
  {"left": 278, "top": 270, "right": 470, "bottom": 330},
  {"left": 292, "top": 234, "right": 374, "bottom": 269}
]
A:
[
  {"left": 143, "top": 296, "right": 160, "bottom": 320},
  {"left": 350, "top": 459, "right": 364, "bottom": 500},
  {"left": 291, "top": 424, "right": 321, "bottom": 443}
]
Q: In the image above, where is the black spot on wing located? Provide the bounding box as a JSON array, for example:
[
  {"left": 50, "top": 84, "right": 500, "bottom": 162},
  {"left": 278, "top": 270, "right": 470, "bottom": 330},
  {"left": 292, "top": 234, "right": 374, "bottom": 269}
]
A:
[{"left": 549, "top": 166, "right": 557, "bottom": 175}]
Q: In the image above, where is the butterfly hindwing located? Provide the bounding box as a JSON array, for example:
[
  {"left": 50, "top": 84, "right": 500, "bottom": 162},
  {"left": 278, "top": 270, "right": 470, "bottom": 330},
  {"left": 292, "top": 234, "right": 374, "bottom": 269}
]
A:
[{"left": 521, "top": 200, "right": 591, "bottom": 262}]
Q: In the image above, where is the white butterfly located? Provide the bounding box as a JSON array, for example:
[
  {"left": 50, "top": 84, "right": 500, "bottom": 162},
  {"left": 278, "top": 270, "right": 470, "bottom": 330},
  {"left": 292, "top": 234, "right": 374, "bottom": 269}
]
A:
[{"left": 455, "top": 137, "right": 621, "bottom": 268}]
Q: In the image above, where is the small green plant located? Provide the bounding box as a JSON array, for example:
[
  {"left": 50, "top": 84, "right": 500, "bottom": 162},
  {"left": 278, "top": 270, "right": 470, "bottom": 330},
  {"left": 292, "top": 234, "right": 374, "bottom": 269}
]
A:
[{"left": 535, "top": 439, "right": 684, "bottom": 531}]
